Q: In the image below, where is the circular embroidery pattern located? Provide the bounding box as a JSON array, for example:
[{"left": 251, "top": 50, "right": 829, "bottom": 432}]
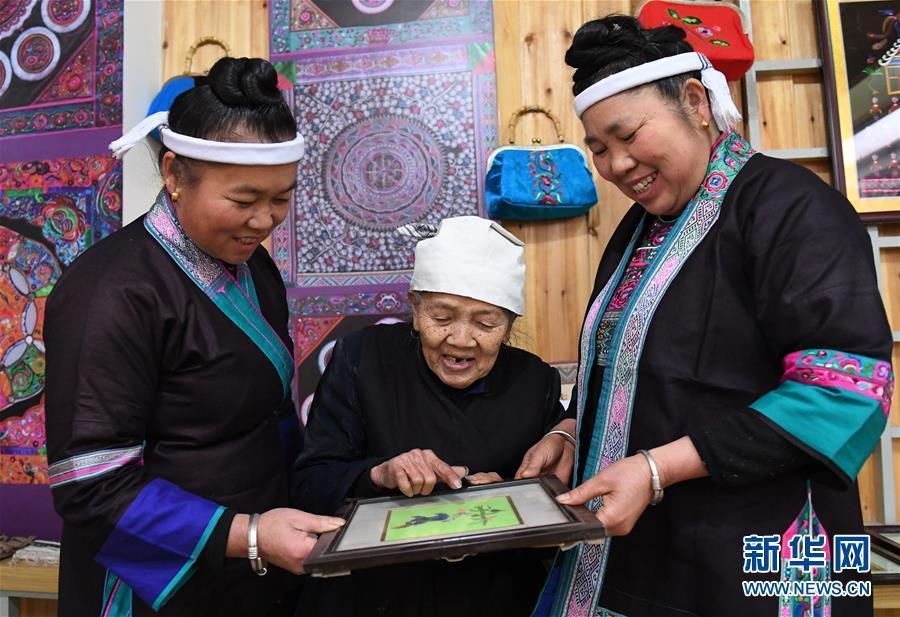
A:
[
  {"left": 325, "top": 115, "right": 443, "bottom": 230},
  {"left": 41, "top": 196, "right": 86, "bottom": 242},
  {"left": 1, "top": 340, "right": 45, "bottom": 404},
  {"left": 0, "top": 233, "right": 57, "bottom": 407},
  {"left": 0, "top": 0, "right": 38, "bottom": 41},
  {"left": 350, "top": 0, "right": 394, "bottom": 15},
  {"left": 6, "top": 234, "right": 61, "bottom": 296},
  {"left": 0, "top": 52, "right": 11, "bottom": 98},
  {"left": 97, "top": 165, "right": 123, "bottom": 219},
  {"left": 293, "top": 71, "right": 476, "bottom": 275},
  {"left": 0, "top": 400, "right": 47, "bottom": 451},
  {"left": 41, "top": 0, "right": 90, "bottom": 33},
  {"left": 11, "top": 27, "right": 60, "bottom": 81}
]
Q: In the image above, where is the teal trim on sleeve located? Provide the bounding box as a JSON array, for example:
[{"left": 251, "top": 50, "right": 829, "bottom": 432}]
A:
[
  {"left": 151, "top": 505, "right": 227, "bottom": 611},
  {"left": 101, "top": 570, "right": 133, "bottom": 617},
  {"left": 750, "top": 381, "right": 887, "bottom": 480}
]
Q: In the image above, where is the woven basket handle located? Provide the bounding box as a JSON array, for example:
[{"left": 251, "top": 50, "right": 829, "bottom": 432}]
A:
[
  {"left": 184, "top": 37, "right": 231, "bottom": 75},
  {"left": 507, "top": 106, "right": 565, "bottom": 145}
]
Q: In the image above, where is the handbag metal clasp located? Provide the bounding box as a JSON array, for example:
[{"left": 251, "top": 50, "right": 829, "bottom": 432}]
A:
[{"left": 507, "top": 106, "right": 566, "bottom": 146}]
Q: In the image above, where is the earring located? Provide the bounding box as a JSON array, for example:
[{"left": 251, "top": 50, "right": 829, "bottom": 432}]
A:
[
  {"left": 701, "top": 120, "right": 710, "bottom": 128},
  {"left": 171, "top": 190, "right": 180, "bottom": 202}
]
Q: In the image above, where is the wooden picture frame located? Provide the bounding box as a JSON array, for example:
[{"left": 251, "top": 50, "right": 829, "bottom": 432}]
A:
[
  {"left": 816, "top": 0, "right": 900, "bottom": 223},
  {"left": 867, "top": 524, "right": 900, "bottom": 555},
  {"left": 865, "top": 525, "right": 900, "bottom": 584},
  {"left": 303, "top": 475, "right": 606, "bottom": 578}
]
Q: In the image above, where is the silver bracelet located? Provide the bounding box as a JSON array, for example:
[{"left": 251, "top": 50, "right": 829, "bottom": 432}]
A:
[
  {"left": 247, "top": 513, "right": 267, "bottom": 576},
  {"left": 637, "top": 449, "right": 664, "bottom": 505},
  {"left": 544, "top": 429, "right": 576, "bottom": 447}
]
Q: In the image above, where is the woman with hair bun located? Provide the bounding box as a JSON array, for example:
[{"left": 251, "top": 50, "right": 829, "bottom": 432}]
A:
[
  {"left": 44, "top": 57, "right": 342, "bottom": 617},
  {"left": 530, "top": 14, "right": 892, "bottom": 616}
]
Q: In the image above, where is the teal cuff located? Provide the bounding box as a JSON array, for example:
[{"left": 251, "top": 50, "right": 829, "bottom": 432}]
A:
[
  {"left": 750, "top": 381, "right": 886, "bottom": 481},
  {"left": 151, "top": 505, "right": 226, "bottom": 611}
]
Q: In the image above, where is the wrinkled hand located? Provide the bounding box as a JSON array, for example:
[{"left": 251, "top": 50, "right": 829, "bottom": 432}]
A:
[
  {"left": 465, "top": 471, "right": 503, "bottom": 486},
  {"left": 257, "top": 508, "right": 345, "bottom": 574},
  {"left": 515, "top": 433, "right": 575, "bottom": 485},
  {"left": 555, "top": 454, "right": 653, "bottom": 536},
  {"left": 370, "top": 448, "right": 467, "bottom": 496}
]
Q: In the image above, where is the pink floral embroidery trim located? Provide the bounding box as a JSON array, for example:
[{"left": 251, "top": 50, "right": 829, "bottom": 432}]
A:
[{"left": 781, "top": 349, "right": 893, "bottom": 417}]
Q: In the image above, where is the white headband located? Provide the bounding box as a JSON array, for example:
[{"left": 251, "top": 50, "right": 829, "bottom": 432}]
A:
[
  {"left": 109, "top": 111, "right": 306, "bottom": 165},
  {"left": 573, "top": 51, "right": 742, "bottom": 132}
]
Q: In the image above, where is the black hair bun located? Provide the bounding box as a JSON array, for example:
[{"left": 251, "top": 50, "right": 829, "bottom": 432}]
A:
[
  {"left": 164, "top": 56, "right": 295, "bottom": 146},
  {"left": 566, "top": 15, "right": 690, "bottom": 93},
  {"left": 207, "top": 57, "right": 283, "bottom": 107}
]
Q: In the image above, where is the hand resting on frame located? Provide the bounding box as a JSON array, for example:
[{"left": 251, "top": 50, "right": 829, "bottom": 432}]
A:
[
  {"left": 514, "top": 419, "right": 576, "bottom": 485},
  {"left": 556, "top": 454, "right": 654, "bottom": 536},
  {"left": 227, "top": 508, "right": 345, "bottom": 575},
  {"left": 465, "top": 471, "right": 503, "bottom": 485}
]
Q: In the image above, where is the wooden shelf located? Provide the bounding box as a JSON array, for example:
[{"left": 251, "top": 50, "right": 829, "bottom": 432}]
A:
[
  {"left": 0, "top": 560, "right": 58, "bottom": 597},
  {"left": 875, "top": 582, "right": 900, "bottom": 611}
]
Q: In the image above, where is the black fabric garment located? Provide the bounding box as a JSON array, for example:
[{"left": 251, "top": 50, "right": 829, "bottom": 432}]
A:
[
  {"left": 690, "top": 407, "right": 826, "bottom": 486},
  {"left": 44, "top": 218, "right": 299, "bottom": 617},
  {"left": 292, "top": 323, "right": 568, "bottom": 617},
  {"left": 579, "top": 370, "right": 815, "bottom": 487},
  {"left": 571, "top": 155, "right": 888, "bottom": 616}
]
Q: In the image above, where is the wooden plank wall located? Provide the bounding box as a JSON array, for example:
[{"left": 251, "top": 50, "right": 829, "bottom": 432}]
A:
[
  {"left": 161, "top": 0, "right": 898, "bottom": 521},
  {"left": 161, "top": 0, "right": 267, "bottom": 78}
]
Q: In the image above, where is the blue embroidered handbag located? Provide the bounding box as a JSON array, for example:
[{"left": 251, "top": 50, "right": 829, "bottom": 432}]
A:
[
  {"left": 486, "top": 106, "right": 598, "bottom": 221},
  {"left": 147, "top": 37, "right": 231, "bottom": 140}
]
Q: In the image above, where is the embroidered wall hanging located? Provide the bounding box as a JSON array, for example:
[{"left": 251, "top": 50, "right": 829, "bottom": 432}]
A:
[
  {"left": 269, "top": 0, "right": 497, "bottom": 419},
  {"left": 0, "top": 0, "right": 124, "bottom": 494},
  {"left": 291, "top": 311, "right": 409, "bottom": 426}
]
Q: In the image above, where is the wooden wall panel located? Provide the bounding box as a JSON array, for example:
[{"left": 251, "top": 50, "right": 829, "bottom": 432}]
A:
[
  {"left": 750, "top": 0, "right": 791, "bottom": 60},
  {"left": 792, "top": 73, "right": 828, "bottom": 149},
  {"left": 14, "top": 598, "right": 58, "bottom": 617},
  {"left": 804, "top": 158, "right": 832, "bottom": 185},
  {"left": 757, "top": 74, "right": 795, "bottom": 150},
  {"left": 502, "top": 0, "right": 592, "bottom": 362},
  {"left": 859, "top": 456, "right": 880, "bottom": 522},
  {"left": 877, "top": 238, "right": 900, "bottom": 522},
  {"left": 757, "top": 72, "right": 828, "bottom": 151},
  {"left": 785, "top": 0, "right": 819, "bottom": 59},
  {"left": 161, "top": 0, "right": 898, "bottom": 519},
  {"left": 162, "top": 0, "right": 267, "bottom": 80}
]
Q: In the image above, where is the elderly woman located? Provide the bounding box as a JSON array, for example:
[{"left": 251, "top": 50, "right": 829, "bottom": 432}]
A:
[
  {"left": 44, "top": 58, "right": 343, "bottom": 617},
  {"left": 292, "top": 216, "right": 576, "bottom": 616},
  {"left": 531, "top": 15, "right": 893, "bottom": 617}
]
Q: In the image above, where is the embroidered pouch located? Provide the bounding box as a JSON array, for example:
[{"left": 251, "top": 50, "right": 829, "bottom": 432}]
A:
[
  {"left": 485, "top": 106, "right": 598, "bottom": 221},
  {"left": 636, "top": 0, "right": 754, "bottom": 81}
]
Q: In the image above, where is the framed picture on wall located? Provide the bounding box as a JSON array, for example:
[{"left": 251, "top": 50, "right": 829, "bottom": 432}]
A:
[{"left": 816, "top": 0, "right": 900, "bottom": 222}]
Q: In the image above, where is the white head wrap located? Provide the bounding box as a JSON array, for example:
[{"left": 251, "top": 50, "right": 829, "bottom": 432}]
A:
[
  {"left": 573, "top": 51, "right": 742, "bottom": 132},
  {"left": 108, "top": 111, "right": 305, "bottom": 164},
  {"left": 405, "top": 216, "right": 526, "bottom": 316}
]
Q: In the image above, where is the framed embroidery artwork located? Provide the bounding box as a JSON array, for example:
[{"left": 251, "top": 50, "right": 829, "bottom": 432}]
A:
[
  {"left": 817, "top": 0, "right": 900, "bottom": 221},
  {"left": 303, "top": 475, "right": 606, "bottom": 577},
  {"left": 866, "top": 525, "right": 900, "bottom": 583}
]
